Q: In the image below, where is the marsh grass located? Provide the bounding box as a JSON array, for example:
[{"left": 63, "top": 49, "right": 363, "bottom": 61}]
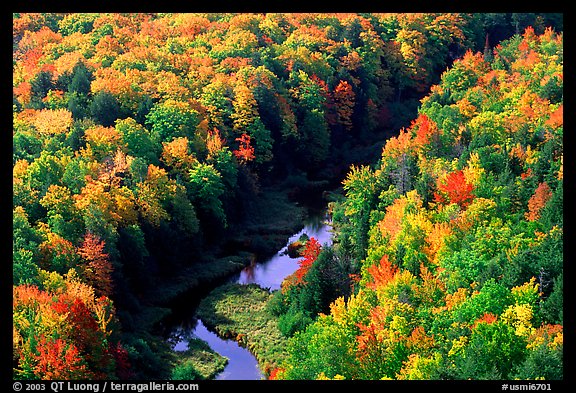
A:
[
  {"left": 171, "top": 338, "right": 228, "bottom": 380},
  {"left": 197, "top": 283, "right": 287, "bottom": 375}
]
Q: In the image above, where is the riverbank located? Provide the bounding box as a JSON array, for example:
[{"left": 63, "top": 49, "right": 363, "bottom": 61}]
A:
[
  {"left": 156, "top": 182, "right": 335, "bottom": 379},
  {"left": 178, "top": 212, "right": 333, "bottom": 380},
  {"left": 196, "top": 283, "right": 286, "bottom": 377},
  {"left": 161, "top": 204, "right": 334, "bottom": 380},
  {"left": 152, "top": 187, "right": 309, "bottom": 307},
  {"left": 171, "top": 337, "right": 228, "bottom": 380}
]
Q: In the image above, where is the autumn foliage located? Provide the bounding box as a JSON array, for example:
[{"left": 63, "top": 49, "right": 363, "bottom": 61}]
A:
[
  {"left": 526, "top": 182, "right": 553, "bottom": 222},
  {"left": 278, "top": 25, "right": 563, "bottom": 381},
  {"left": 13, "top": 13, "right": 562, "bottom": 381},
  {"left": 32, "top": 336, "right": 89, "bottom": 380},
  {"left": 434, "top": 170, "right": 475, "bottom": 208},
  {"left": 333, "top": 80, "right": 355, "bottom": 130},
  {"left": 283, "top": 237, "right": 322, "bottom": 289},
  {"left": 367, "top": 255, "right": 398, "bottom": 290},
  {"left": 77, "top": 232, "right": 113, "bottom": 298},
  {"left": 13, "top": 274, "right": 120, "bottom": 380},
  {"left": 233, "top": 133, "right": 256, "bottom": 163}
]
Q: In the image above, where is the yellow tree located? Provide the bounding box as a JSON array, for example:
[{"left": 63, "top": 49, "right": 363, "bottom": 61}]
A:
[
  {"left": 160, "top": 136, "right": 197, "bottom": 177},
  {"left": 32, "top": 108, "right": 74, "bottom": 136}
]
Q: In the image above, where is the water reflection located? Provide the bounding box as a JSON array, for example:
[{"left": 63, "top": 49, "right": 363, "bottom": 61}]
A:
[
  {"left": 194, "top": 320, "right": 264, "bottom": 380},
  {"left": 237, "top": 254, "right": 257, "bottom": 286},
  {"left": 169, "top": 212, "right": 333, "bottom": 380},
  {"left": 169, "top": 319, "right": 264, "bottom": 380},
  {"left": 233, "top": 214, "right": 333, "bottom": 291}
]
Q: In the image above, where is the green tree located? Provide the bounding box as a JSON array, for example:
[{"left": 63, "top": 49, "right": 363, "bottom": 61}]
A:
[
  {"left": 115, "top": 117, "right": 160, "bottom": 164},
  {"left": 341, "top": 165, "right": 380, "bottom": 262},
  {"left": 90, "top": 91, "right": 122, "bottom": 127},
  {"left": 188, "top": 163, "right": 226, "bottom": 228},
  {"left": 145, "top": 99, "right": 200, "bottom": 143},
  {"left": 452, "top": 320, "right": 527, "bottom": 379},
  {"left": 58, "top": 13, "right": 97, "bottom": 35},
  {"left": 26, "top": 150, "right": 67, "bottom": 198},
  {"left": 231, "top": 84, "right": 273, "bottom": 164},
  {"left": 13, "top": 207, "right": 41, "bottom": 285},
  {"left": 283, "top": 315, "right": 358, "bottom": 380},
  {"left": 30, "top": 70, "right": 56, "bottom": 109},
  {"left": 68, "top": 61, "right": 93, "bottom": 95}
]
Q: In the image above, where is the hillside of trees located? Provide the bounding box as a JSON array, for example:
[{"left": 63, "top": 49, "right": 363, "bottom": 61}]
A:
[
  {"left": 12, "top": 13, "right": 562, "bottom": 380},
  {"left": 271, "top": 26, "right": 563, "bottom": 380}
]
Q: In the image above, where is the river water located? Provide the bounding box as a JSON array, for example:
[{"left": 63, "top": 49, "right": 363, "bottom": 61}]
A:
[{"left": 169, "top": 211, "right": 333, "bottom": 380}]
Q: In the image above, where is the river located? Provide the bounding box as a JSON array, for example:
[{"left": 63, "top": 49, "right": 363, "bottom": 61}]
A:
[{"left": 168, "top": 210, "right": 333, "bottom": 380}]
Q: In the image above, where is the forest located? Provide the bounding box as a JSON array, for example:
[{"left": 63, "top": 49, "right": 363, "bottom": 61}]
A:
[{"left": 12, "top": 13, "right": 562, "bottom": 381}]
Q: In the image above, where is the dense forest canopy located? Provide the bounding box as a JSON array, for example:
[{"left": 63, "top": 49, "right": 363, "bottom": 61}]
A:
[
  {"left": 12, "top": 12, "right": 562, "bottom": 380},
  {"left": 272, "top": 25, "right": 563, "bottom": 380}
]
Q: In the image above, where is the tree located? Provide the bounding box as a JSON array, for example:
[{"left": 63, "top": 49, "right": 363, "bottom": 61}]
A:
[
  {"left": 83, "top": 125, "right": 123, "bottom": 160},
  {"left": 333, "top": 80, "right": 355, "bottom": 130},
  {"left": 13, "top": 206, "right": 42, "bottom": 285},
  {"left": 298, "top": 108, "right": 330, "bottom": 166},
  {"left": 115, "top": 117, "right": 160, "bottom": 164},
  {"left": 206, "top": 128, "right": 238, "bottom": 190},
  {"left": 231, "top": 84, "right": 273, "bottom": 164},
  {"left": 13, "top": 270, "right": 119, "bottom": 380},
  {"left": 32, "top": 336, "right": 89, "bottom": 380},
  {"left": 145, "top": 99, "right": 200, "bottom": 143},
  {"left": 135, "top": 164, "right": 173, "bottom": 227},
  {"left": 199, "top": 77, "right": 234, "bottom": 132},
  {"left": 287, "top": 70, "right": 332, "bottom": 165},
  {"left": 67, "top": 91, "right": 89, "bottom": 119},
  {"left": 39, "top": 184, "right": 83, "bottom": 241},
  {"left": 286, "top": 237, "right": 322, "bottom": 288},
  {"left": 233, "top": 133, "right": 255, "bottom": 163},
  {"left": 68, "top": 61, "right": 93, "bottom": 95},
  {"left": 188, "top": 162, "right": 226, "bottom": 228},
  {"left": 168, "top": 186, "right": 200, "bottom": 235},
  {"left": 366, "top": 255, "right": 398, "bottom": 290},
  {"left": 342, "top": 165, "right": 380, "bottom": 261},
  {"left": 525, "top": 182, "right": 552, "bottom": 222},
  {"left": 282, "top": 314, "right": 358, "bottom": 380},
  {"left": 32, "top": 108, "right": 74, "bottom": 136},
  {"left": 355, "top": 298, "right": 414, "bottom": 379},
  {"left": 452, "top": 320, "right": 527, "bottom": 379},
  {"left": 58, "top": 13, "right": 97, "bottom": 35},
  {"left": 77, "top": 232, "right": 113, "bottom": 298},
  {"left": 160, "top": 137, "right": 197, "bottom": 177},
  {"left": 90, "top": 91, "right": 122, "bottom": 127},
  {"left": 30, "top": 70, "right": 56, "bottom": 108},
  {"left": 12, "top": 12, "right": 564, "bottom": 382},
  {"left": 434, "top": 170, "right": 475, "bottom": 208}
]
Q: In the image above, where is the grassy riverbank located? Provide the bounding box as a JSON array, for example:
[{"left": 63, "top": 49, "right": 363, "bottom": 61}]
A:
[
  {"left": 196, "top": 283, "right": 286, "bottom": 376},
  {"left": 156, "top": 185, "right": 321, "bottom": 380},
  {"left": 171, "top": 338, "right": 228, "bottom": 380},
  {"left": 150, "top": 187, "right": 308, "bottom": 306}
]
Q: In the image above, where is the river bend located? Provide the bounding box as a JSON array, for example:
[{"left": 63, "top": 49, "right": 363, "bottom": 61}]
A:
[{"left": 170, "top": 212, "right": 333, "bottom": 380}]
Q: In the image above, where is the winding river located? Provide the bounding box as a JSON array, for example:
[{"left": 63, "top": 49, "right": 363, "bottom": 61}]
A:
[{"left": 169, "top": 210, "right": 333, "bottom": 380}]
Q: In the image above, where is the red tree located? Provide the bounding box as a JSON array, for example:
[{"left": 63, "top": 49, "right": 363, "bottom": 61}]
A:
[
  {"left": 434, "top": 170, "right": 475, "bottom": 208},
  {"left": 233, "top": 133, "right": 256, "bottom": 163},
  {"left": 111, "top": 342, "right": 134, "bottom": 379},
  {"left": 526, "top": 182, "right": 553, "bottom": 221},
  {"left": 33, "top": 336, "right": 90, "bottom": 380},
  {"left": 367, "top": 255, "right": 398, "bottom": 290},
  {"left": 333, "top": 80, "right": 355, "bottom": 130},
  {"left": 283, "top": 237, "right": 322, "bottom": 290},
  {"left": 293, "top": 237, "right": 322, "bottom": 284},
  {"left": 77, "top": 232, "right": 113, "bottom": 298}
]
